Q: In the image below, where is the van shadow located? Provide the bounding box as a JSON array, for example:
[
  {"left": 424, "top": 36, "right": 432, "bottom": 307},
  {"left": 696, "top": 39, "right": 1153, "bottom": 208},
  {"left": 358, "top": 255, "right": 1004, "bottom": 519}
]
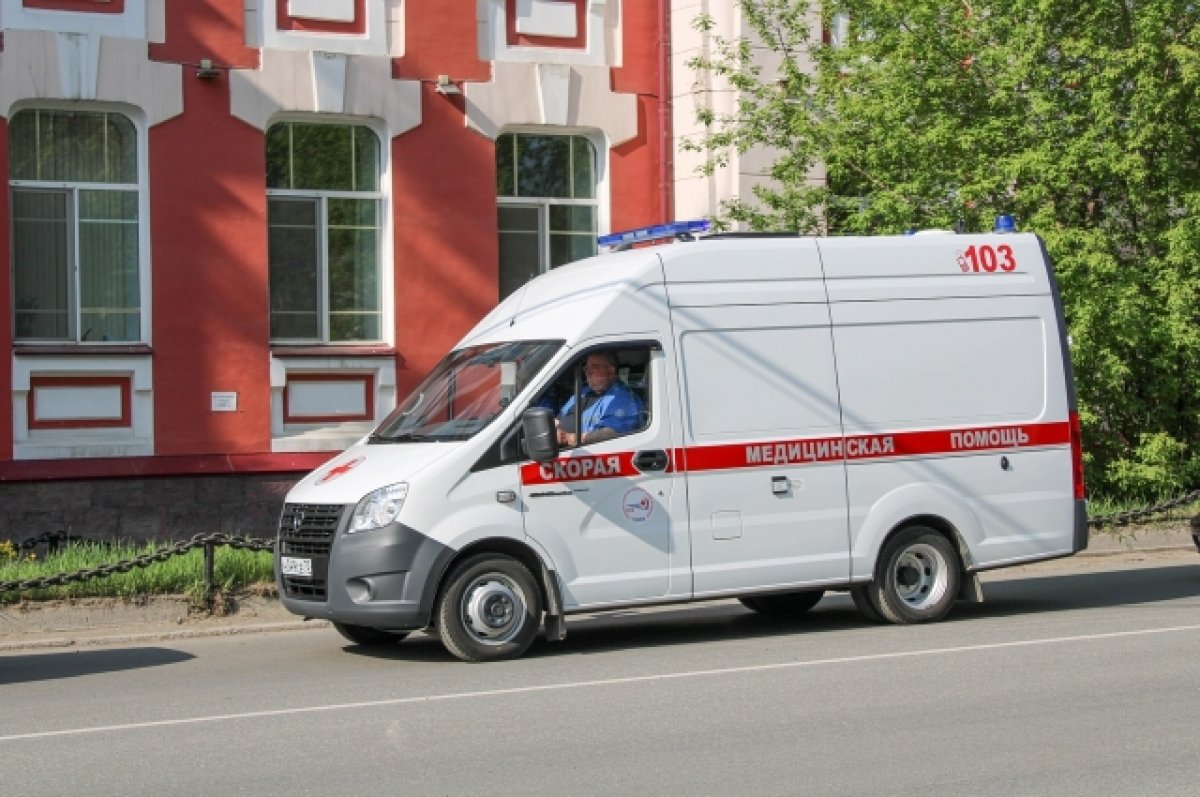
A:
[
  {"left": 957, "top": 562, "right": 1200, "bottom": 619},
  {"left": 349, "top": 562, "right": 1200, "bottom": 662},
  {"left": 0, "top": 647, "right": 194, "bottom": 685}
]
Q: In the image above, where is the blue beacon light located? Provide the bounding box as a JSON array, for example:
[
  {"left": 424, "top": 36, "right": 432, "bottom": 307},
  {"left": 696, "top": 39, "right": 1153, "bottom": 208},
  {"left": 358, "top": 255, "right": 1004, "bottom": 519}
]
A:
[
  {"left": 994, "top": 214, "right": 1017, "bottom": 233},
  {"left": 597, "top": 219, "right": 712, "bottom": 249}
]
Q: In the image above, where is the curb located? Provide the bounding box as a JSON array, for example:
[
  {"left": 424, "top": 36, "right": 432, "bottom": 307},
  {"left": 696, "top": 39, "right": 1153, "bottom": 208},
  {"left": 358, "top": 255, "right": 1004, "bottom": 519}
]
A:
[{"left": 0, "top": 618, "right": 331, "bottom": 653}]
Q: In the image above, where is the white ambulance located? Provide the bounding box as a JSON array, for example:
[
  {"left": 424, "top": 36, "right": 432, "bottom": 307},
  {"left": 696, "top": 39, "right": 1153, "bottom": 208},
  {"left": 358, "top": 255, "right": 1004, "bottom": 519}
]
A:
[{"left": 276, "top": 221, "right": 1088, "bottom": 662}]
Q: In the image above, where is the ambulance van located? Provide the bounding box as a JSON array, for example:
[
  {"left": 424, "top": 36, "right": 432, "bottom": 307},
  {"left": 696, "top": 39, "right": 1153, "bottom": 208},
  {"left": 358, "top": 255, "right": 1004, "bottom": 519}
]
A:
[{"left": 276, "top": 223, "right": 1088, "bottom": 662}]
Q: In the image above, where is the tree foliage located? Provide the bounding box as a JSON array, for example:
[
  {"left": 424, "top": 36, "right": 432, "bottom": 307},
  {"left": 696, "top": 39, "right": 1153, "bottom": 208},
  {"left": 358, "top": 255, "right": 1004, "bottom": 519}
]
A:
[{"left": 687, "top": 0, "right": 1200, "bottom": 499}]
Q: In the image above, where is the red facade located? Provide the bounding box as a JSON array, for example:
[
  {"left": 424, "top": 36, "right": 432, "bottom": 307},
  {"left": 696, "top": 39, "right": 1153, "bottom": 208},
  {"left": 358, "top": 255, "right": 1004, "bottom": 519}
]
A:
[{"left": 0, "top": 0, "right": 670, "bottom": 538}]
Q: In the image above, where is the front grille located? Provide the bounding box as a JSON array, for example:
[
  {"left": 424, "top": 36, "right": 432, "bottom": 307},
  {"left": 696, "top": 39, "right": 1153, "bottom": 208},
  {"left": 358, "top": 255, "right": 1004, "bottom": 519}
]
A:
[
  {"left": 278, "top": 503, "right": 343, "bottom": 600},
  {"left": 282, "top": 577, "right": 328, "bottom": 599}
]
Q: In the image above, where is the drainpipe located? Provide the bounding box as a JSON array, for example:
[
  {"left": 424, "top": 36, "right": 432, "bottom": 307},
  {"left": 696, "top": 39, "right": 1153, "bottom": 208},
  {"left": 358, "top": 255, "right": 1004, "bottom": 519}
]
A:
[{"left": 658, "top": 0, "right": 674, "bottom": 223}]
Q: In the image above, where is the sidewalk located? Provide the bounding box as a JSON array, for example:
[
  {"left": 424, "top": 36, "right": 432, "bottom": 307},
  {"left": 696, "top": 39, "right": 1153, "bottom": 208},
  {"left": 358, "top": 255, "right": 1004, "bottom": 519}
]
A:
[{"left": 1, "top": 524, "right": 1196, "bottom": 653}]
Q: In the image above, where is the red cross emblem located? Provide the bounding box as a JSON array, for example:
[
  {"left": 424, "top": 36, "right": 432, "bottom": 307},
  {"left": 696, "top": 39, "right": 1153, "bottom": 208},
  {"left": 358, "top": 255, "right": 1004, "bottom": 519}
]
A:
[{"left": 316, "top": 456, "right": 364, "bottom": 485}]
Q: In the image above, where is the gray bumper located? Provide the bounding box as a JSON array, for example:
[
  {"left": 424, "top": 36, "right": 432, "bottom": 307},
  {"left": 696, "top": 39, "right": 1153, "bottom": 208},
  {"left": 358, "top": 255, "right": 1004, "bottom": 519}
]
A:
[
  {"left": 1073, "top": 499, "right": 1090, "bottom": 553},
  {"left": 279, "top": 521, "right": 455, "bottom": 631}
]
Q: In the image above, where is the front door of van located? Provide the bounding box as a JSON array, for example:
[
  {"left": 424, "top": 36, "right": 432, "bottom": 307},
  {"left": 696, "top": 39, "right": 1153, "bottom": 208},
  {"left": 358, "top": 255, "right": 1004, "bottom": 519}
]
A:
[{"left": 520, "top": 342, "right": 687, "bottom": 609}]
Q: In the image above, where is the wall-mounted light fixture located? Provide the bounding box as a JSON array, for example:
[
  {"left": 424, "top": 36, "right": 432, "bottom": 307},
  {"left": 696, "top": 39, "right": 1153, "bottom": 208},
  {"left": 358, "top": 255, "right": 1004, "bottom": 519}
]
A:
[
  {"left": 435, "top": 75, "right": 462, "bottom": 96},
  {"left": 196, "top": 59, "right": 221, "bottom": 79}
]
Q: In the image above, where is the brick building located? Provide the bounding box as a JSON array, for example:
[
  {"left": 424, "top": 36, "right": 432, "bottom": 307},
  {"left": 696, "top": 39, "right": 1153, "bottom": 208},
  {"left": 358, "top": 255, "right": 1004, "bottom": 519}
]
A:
[{"left": 0, "top": 0, "right": 795, "bottom": 542}]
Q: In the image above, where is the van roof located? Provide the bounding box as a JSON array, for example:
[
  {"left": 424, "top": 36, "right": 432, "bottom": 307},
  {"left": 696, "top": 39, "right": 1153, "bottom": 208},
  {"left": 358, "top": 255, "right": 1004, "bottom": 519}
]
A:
[{"left": 457, "top": 232, "right": 1049, "bottom": 348}]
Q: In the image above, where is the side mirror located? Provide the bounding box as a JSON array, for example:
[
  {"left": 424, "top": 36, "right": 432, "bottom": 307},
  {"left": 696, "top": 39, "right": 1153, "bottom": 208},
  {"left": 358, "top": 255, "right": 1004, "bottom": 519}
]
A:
[{"left": 521, "top": 406, "right": 559, "bottom": 463}]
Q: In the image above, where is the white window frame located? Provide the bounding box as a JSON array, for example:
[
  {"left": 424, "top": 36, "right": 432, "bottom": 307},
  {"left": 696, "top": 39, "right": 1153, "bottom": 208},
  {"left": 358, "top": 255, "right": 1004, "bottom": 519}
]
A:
[
  {"left": 496, "top": 127, "right": 610, "bottom": 278},
  {"left": 8, "top": 102, "right": 151, "bottom": 346},
  {"left": 265, "top": 115, "right": 392, "bottom": 346}
]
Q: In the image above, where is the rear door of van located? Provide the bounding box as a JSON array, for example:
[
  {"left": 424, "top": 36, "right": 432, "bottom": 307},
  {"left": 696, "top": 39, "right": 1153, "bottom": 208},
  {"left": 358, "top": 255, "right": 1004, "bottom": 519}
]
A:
[{"left": 818, "top": 234, "right": 1079, "bottom": 573}]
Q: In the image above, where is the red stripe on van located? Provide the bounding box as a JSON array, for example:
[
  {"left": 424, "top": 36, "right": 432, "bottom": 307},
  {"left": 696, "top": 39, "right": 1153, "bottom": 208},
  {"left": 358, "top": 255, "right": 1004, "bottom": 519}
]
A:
[
  {"left": 520, "top": 451, "right": 645, "bottom": 486},
  {"left": 519, "top": 421, "right": 1071, "bottom": 485}
]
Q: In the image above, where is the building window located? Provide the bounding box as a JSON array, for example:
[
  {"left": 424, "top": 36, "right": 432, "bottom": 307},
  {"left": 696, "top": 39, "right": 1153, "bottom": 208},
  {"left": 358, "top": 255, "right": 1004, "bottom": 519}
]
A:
[
  {"left": 496, "top": 132, "right": 598, "bottom": 300},
  {"left": 9, "top": 109, "right": 141, "bottom": 343},
  {"left": 266, "top": 121, "right": 383, "bottom": 343}
]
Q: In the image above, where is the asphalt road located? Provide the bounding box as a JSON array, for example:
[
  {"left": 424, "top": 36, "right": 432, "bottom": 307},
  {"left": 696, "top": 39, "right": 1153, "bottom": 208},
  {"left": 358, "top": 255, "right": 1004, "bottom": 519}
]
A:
[{"left": 2, "top": 552, "right": 1198, "bottom": 796}]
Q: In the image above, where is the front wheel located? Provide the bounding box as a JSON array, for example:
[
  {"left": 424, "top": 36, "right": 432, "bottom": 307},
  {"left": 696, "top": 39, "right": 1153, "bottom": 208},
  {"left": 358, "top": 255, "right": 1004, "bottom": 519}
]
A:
[
  {"left": 867, "top": 526, "right": 960, "bottom": 624},
  {"left": 436, "top": 555, "right": 543, "bottom": 662}
]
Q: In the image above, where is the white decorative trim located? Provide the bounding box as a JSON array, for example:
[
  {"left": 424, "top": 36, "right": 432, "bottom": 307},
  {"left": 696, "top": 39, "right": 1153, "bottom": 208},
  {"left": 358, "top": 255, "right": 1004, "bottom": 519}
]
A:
[
  {"left": 261, "top": 0, "right": 388, "bottom": 56},
  {"left": 55, "top": 31, "right": 100, "bottom": 100},
  {"left": 230, "top": 47, "right": 419, "bottom": 135},
  {"left": 1, "top": 0, "right": 147, "bottom": 39},
  {"left": 12, "top": 354, "right": 155, "bottom": 460},
  {"left": 0, "top": 30, "right": 183, "bottom": 126},
  {"left": 269, "top": 355, "right": 396, "bottom": 452},
  {"left": 481, "top": 0, "right": 618, "bottom": 67},
  {"left": 311, "top": 51, "right": 348, "bottom": 113},
  {"left": 289, "top": 0, "right": 356, "bottom": 23},
  {"left": 536, "top": 63, "right": 570, "bottom": 126},
  {"left": 516, "top": 0, "right": 577, "bottom": 38},
  {"left": 466, "top": 60, "right": 637, "bottom": 146},
  {"left": 147, "top": 0, "right": 165, "bottom": 43}
]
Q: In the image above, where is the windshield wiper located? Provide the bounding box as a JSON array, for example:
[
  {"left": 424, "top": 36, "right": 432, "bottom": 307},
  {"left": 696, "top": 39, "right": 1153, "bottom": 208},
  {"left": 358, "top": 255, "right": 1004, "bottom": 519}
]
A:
[{"left": 369, "top": 432, "right": 436, "bottom": 444}]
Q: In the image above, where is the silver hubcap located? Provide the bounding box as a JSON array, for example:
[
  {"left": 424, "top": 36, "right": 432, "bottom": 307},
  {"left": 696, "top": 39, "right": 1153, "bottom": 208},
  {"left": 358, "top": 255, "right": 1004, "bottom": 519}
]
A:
[
  {"left": 461, "top": 574, "right": 527, "bottom": 645},
  {"left": 892, "top": 543, "right": 949, "bottom": 610}
]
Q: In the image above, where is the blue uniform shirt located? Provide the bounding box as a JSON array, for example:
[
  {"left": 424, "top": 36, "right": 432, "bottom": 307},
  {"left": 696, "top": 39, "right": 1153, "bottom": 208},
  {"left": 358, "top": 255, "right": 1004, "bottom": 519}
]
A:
[{"left": 558, "top": 381, "right": 644, "bottom": 437}]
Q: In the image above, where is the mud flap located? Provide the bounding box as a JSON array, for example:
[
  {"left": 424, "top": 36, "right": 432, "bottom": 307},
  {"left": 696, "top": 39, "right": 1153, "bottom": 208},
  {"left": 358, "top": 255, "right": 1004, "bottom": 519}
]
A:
[
  {"left": 958, "top": 571, "right": 984, "bottom": 603},
  {"left": 539, "top": 559, "right": 568, "bottom": 641}
]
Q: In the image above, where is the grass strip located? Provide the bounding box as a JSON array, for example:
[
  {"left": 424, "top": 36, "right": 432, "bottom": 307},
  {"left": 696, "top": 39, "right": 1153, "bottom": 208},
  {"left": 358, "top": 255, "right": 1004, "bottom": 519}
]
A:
[{"left": 0, "top": 541, "right": 275, "bottom": 604}]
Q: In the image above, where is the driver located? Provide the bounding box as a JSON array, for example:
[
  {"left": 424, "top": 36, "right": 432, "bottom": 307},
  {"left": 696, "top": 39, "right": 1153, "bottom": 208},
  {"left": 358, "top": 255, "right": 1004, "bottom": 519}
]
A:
[{"left": 556, "top": 351, "right": 644, "bottom": 446}]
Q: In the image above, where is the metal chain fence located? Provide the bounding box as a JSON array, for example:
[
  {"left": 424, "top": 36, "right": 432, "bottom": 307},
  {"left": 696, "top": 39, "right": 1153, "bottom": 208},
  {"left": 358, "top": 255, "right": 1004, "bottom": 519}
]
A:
[
  {"left": 1086, "top": 487, "right": 1200, "bottom": 529},
  {"left": 1, "top": 487, "right": 1198, "bottom": 597},
  {"left": 0, "top": 533, "right": 274, "bottom": 595}
]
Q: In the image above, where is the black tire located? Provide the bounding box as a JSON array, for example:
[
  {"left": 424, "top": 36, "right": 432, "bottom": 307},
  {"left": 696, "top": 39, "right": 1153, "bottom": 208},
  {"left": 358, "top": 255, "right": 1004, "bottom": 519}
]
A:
[
  {"left": 436, "top": 554, "right": 543, "bottom": 662},
  {"left": 738, "top": 590, "right": 825, "bottom": 615},
  {"left": 868, "top": 526, "right": 961, "bottom": 624},
  {"left": 332, "top": 622, "right": 409, "bottom": 646},
  {"left": 850, "top": 586, "right": 886, "bottom": 623}
]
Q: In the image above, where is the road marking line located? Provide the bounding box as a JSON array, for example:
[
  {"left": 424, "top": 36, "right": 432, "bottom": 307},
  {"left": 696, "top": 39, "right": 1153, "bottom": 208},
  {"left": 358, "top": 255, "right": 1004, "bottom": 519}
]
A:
[{"left": 4, "top": 622, "right": 1199, "bottom": 743}]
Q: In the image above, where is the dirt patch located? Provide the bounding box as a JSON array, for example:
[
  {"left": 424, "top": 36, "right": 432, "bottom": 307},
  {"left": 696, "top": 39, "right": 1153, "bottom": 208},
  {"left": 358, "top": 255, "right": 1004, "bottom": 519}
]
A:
[
  {"left": 0, "top": 585, "right": 300, "bottom": 643},
  {"left": 0, "top": 595, "right": 193, "bottom": 636}
]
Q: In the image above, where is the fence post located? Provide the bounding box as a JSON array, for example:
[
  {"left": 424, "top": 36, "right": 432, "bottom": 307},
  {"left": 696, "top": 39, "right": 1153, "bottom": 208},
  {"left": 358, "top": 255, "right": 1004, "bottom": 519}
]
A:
[{"left": 203, "top": 540, "right": 215, "bottom": 602}]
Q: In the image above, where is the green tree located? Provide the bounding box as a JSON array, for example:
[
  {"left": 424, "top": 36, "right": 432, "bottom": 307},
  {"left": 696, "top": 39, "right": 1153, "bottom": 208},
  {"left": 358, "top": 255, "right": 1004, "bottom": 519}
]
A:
[{"left": 688, "top": 0, "right": 1200, "bottom": 499}]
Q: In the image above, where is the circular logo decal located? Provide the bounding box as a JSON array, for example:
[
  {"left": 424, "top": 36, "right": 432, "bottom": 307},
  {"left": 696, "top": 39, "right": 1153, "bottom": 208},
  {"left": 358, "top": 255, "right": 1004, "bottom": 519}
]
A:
[{"left": 622, "top": 487, "right": 654, "bottom": 523}]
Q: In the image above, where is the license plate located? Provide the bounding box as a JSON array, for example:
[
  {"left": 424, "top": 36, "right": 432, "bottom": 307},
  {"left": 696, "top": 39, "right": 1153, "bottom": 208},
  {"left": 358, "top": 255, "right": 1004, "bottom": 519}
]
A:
[{"left": 281, "top": 556, "right": 312, "bottom": 577}]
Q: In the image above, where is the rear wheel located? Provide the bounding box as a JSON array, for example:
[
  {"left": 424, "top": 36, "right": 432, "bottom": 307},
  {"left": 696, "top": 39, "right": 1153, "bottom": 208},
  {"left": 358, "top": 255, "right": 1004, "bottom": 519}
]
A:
[
  {"left": 738, "top": 590, "right": 824, "bottom": 615},
  {"left": 332, "top": 622, "right": 408, "bottom": 646},
  {"left": 868, "top": 526, "right": 960, "bottom": 624},
  {"left": 436, "top": 554, "right": 543, "bottom": 662}
]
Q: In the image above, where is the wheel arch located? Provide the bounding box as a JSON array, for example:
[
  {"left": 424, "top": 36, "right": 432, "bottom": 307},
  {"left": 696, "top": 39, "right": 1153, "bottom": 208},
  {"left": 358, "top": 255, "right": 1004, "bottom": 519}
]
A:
[
  {"left": 851, "top": 482, "right": 982, "bottom": 580},
  {"left": 426, "top": 537, "right": 564, "bottom": 636},
  {"left": 886, "top": 514, "right": 971, "bottom": 575}
]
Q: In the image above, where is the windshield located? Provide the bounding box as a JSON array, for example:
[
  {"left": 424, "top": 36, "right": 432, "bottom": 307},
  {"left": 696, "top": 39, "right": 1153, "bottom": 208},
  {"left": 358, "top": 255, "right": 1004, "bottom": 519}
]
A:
[{"left": 370, "top": 340, "right": 562, "bottom": 443}]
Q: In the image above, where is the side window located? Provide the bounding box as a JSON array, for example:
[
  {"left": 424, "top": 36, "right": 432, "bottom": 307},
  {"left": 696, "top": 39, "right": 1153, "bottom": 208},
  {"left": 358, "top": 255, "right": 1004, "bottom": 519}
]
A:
[
  {"left": 9, "top": 108, "right": 142, "bottom": 342},
  {"left": 266, "top": 120, "right": 383, "bottom": 343},
  {"left": 536, "top": 345, "right": 652, "bottom": 449}
]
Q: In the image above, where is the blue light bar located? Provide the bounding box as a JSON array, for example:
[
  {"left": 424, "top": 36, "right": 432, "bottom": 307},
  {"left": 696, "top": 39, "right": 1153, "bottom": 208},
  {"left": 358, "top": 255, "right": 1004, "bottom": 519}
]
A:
[{"left": 597, "top": 219, "right": 711, "bottom": 248}]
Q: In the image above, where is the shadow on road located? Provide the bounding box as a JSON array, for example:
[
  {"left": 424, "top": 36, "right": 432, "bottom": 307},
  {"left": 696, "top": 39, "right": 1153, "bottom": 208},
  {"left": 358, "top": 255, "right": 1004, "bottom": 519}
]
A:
[
  {"left": 343, "top": 561, "right": 1200, "bottom": 662},
  {"left": 960, "top": 562, "right": 1200, "bottom": 619},
  {"left": 0, "top": 647, "right": 194, "bottom": 686}
]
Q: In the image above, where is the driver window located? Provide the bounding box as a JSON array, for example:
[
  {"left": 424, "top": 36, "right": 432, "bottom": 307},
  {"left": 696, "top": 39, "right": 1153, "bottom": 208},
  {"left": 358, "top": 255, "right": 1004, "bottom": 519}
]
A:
[{"left": 535, "top": 345, "right": 652, "bottom": 448}]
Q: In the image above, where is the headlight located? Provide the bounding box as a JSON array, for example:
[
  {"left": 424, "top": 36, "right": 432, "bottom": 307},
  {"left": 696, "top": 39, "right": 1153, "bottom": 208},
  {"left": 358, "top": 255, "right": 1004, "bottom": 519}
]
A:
[{"left": 349, "top": 483, "right": 409, "bottom": 532}]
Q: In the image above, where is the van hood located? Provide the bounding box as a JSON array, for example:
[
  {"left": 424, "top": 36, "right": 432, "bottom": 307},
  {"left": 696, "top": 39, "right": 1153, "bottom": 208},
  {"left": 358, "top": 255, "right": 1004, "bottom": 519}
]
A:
[{"left": 288, "top": 441, "right": 461, "bottom": 505}]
